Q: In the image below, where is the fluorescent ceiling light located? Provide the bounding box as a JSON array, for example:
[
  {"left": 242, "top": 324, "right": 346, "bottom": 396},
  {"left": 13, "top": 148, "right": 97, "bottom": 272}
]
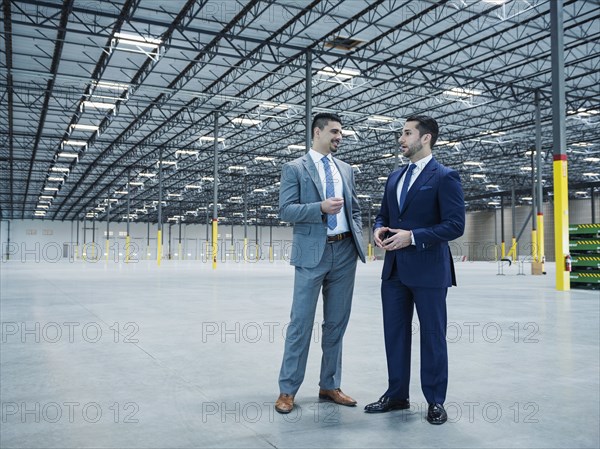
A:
[
  {"left": 139, "top": 172, "right": 156, "bottom": 178},
  {"left": 201, "top": 176, "right": 214, "bottom": 181},
  {"left": 584, "top": 157, "right": 600, "bottom": 162},
  {"left": 572, "top": 142, "right": 593, "bottom": 147},
  {"left": 444, "top": 87, "right": 482, "bottom": 97},
  {"left": 185, "top": 184, "right": 202, "bottom": 189},
  {"left": 47, "top": 177, "right": 65, "bottom": 182},
  {"left": 463, "top": 161, "right": 483, "bottom": 166},
  {"left": 114, "top": 190, "right": 128, "bottom": 195},
  {"left": 488, "top": 201, "right": 500, "bottom": 206},
  {"left": 378, "top": 176, "right": 388, "bottom": 181},
  {"left": 167, "top": 193, "right": 182, "bottom": 197},
  {"left": 129, "top": 181, "right": 144, "bottom": 186},
  {"left": 255, "top": 156, "right": 274, "bottom": 162},
  {"left": 175, "top": 150, "right": 199, "bottom": 156},
  {"left": 40, "top": 195, "right": 54, "bottom": 199},
  {"left": 583, "top": 172, "right": 599, "bottom": 176},
  {"left": 34, "top": 211, "right": 46, "bottom": 215},
  {"left": 343, "top": 130, "right": 358, "bottom": 136},
  {"left": 70, "top": 124, "right": 99, "bottom": 131},
  {"left": 95, "top": 81, "right": 129, "bottom": 90},
  {"left": 486, "top": 184, "right": 500, "bottom": 189},
  {"left": 317, "top": 66, "right": 361, "bottom": 80},
  {"left": 36, "top": 205, "right": 49, "bottom": 209},
  {"left": 253, "top": 188, "right": 267, "bottom": 193},
  {"left": 367, "top": 115, "right": 394, "bottom": 123},
  {"left": 471, "top": 174, "right": 486, "bottom": 178},
  {"left": 157, "top": 160, "right": 177, "bottom": 166},
  {"left": 63, "top": 140, "right": 87, "bottom": 146},
  {"left": 114, "top": 32, "right": 162, "bottom": 48},
  {"left": 232, "top": 118, "right": 261, "bottom": 126},
  {"left": 228, "top": 165, "right": 246, "bottom": 171},
  {"left": 260, "top": 102, "right": 288, "bottom": 110},
  {"left": 229, "top": 196, "right": 243, "bottom": 203},
  {"left": 58, "top": 152, "right": 79, "bottom": 158},
  {"left": 43, "top": 187, "right": 59, "bottom": 191},
  {"left": 287, "top": 144, "right": 306, "bottom": 150},
  {"left": 522, "top": 197, "right": 533, "bottom": 201},
  {"left": 199, "top": 136, "right": 225, "bottom": 142},
  {"left": 82, "top": 101, "right": 115, "bottom": 110},
  {"left": 520, "top": 167, "right": 532, "bottom": 171}
]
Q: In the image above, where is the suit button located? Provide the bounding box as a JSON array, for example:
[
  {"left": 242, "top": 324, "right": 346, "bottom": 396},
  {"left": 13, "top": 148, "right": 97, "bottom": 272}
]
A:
[{"left": 398, "top": 219, "right": 402, "bottom": 222}]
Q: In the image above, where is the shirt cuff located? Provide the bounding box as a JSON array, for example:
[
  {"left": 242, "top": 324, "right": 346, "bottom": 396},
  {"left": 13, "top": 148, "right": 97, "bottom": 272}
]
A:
[{"left": 410, "top": 231, "right": 415, "bottom": 246}]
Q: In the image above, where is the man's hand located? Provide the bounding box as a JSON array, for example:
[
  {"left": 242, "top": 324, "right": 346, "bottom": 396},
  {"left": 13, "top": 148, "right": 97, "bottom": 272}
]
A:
[
  {"left": 374, "top": 227, "right": 389, "bottom": 248},
  {"left": 380, "top": 228, "right": 412, "bottom": 251},
  {"left": 321, "top": 197, "right": 344, "bottom": 215}
]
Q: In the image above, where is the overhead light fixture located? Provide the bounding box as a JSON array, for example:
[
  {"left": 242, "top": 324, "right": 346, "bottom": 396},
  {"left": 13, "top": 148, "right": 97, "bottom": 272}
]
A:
[
  {"left": 287, "top": 144, "right": 306, "bottom": 151},
  {"left": 228, "top": 165, "right": 247, "bottom": 171},
  {"left": 40, "top": 195, "right": 54, "bottom": 199},
  {"left": 95, "top": 81, "right": 130, "bottom": 90},
  {"left": 584, "top": 157, "right": 600, "bottom": 162},
  {"left": 34, "top": 211, "right": 46, "bottom": 216},
  {"left": 583, "top": 172, "right": 599, "bottom": 177},
  {"left": 157, "top": 160, "right": 177, "bottom": 167},
  {"left": 58, "top": 152, "right": 79, "bottom": 159},
  {"left": 253, "top": 188, "right": 267, "bottom": 193},
  {"left": 522, "top": 197, "right": 533, "bottom": 201},
  {"left": 259, "top": 102, "right": 288, "bottom": 110},
  {"left": 175, "top": 150, "right": 199, "bottom": 157},
  {"left": 139, "top": 172, "right": 156, "bottom": 178},
  {"left": 201, "top": 176, "right": 214, "bottom": 181},
  {"left": 114, "top": 190, "right": 128, "bottom": 195},
  {"left": 167, "top": 193, "right": 182, "bottom": 198},
  {"left": 70, "top": 124, "right": 99, "bottom": 132},
  {"left": 82, "top": 101, "right": 116, "bottom": 110},
  {"left": 47, "top": 177, "right": 65, "bottom": 182},
  {"left": 520, "top": 167, "right": 532, "bottom": 171},
  {"left": 185, "top": 184, "right": 202, "bottom": 189},
  {"left": 317, "top": 66, "right": 361, "bottom": 81},
  {"left": 36, "top": 205, "right": 49, "bottom": 209},
  {"left": 572, "top": 142, "right": 593, "bottom": 147},
  {"left": 129, "top": 181, "right": 144, "bottom": 186},
  {"left": 488, "top": 201, "right": 500, "bottom": 206},
  {"left": 343, "top": 130, "right": 358, "bottom": 137},
  {"left": 471, "top": 174, "right": 487, "bottom": 178},
  {"left": 199, "top": 136, "right": 225, "bottom": 142},
  {"left": 63, "top": 140, "right": 87, "bottom": 146},
  {"left": 43, "top": 187, "right": 59, "bottom": 191},
  {"left": 378, "top": 176, "right": 388, "bottom": 181},
  {"left": 229, "top": 196, "right": 243, "bottom": 203},
  {"left": 114, "top": 32, "right": 162, "bottom": 48},
  {"left": 368, "top": 115, "right": 394, "bottom": 123},
  {"left": 486, "top": 184, "right": 500, "bottom": 189},
  {"left": 255, "top": 156, "right": 275, "bottom": 162},
  {"left": 232, "top": 118, "right": 261, "bottom": 126},
  {"left": 443, "top": 87, "right": 482, "bottom": 97},
  {"left": 463, "top": 161, "right": 484, "bottom": 166}
]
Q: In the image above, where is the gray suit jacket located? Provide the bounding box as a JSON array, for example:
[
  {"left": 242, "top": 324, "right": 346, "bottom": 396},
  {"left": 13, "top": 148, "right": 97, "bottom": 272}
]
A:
[{"left": 279, "top": 153, "right": 366, "bottom": 268}]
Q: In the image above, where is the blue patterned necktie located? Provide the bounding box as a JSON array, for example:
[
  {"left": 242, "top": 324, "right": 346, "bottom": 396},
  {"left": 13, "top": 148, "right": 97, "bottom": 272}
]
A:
[
  {"left": 322, "top": 156, "right": 337, "bottom": 230},
  {"left": 399, "top": 163, "right": 416, "bottom": 211}
]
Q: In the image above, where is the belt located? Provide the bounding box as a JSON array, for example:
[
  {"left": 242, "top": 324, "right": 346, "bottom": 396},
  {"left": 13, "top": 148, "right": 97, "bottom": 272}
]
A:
[{"left": 327, "top": 231, "right": 352, "bottom": 243}]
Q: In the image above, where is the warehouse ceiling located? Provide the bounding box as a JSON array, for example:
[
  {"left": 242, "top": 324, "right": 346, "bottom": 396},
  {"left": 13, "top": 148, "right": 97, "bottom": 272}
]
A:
[{"left": 1, "top": 0, "right": 599, "bottom": 226}]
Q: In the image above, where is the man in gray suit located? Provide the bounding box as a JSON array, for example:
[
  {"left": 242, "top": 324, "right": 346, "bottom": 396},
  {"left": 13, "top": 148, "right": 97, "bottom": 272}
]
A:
[{"left": 275, "top": 112, "right": 366, "bottom": 414}]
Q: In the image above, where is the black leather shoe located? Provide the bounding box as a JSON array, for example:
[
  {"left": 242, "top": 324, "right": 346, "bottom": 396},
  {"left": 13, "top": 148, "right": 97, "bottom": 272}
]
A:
[
  {"left": 364, "top": 395, "right": 410, "bottom": 413},
  {"left": 427, "top": 403, "right": 447, "bottom": 425}
]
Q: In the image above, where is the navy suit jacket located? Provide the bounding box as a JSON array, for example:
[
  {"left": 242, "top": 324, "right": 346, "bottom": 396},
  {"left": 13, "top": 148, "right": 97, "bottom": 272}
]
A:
[{"left": 374, "top": 158, "right": 465, "bottom": 288}]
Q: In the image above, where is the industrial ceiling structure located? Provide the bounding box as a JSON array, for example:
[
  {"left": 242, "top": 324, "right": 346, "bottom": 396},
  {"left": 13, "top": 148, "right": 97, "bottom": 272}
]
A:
[{"left": 1, "top": 0, "right": 599, "bottom": 226}]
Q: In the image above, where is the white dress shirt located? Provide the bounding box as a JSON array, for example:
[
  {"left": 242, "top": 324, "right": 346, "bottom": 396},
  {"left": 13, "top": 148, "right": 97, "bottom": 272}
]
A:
[{"left": 309, "top": 149, "right": 350, "bottom": 235}]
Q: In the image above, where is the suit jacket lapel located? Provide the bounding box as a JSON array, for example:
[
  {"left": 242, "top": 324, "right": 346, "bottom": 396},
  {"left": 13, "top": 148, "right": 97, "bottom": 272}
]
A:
[{"left": 302, "top": 154, "right": 324, "bottom": 201}]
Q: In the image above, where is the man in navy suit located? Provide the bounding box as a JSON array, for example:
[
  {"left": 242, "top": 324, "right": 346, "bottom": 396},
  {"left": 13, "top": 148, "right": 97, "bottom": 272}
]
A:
[
  {"left": 274, "top": 113, "right": 366, "bottom": 414},
  {"left": 364, "top": 115, "right": 465, "bottom": 424}
]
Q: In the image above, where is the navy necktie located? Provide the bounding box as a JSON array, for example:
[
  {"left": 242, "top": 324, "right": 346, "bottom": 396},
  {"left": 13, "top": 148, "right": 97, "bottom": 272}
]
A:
[
  {"left": 322, "top": 156, "right": 337, "bottom": 230},
  {"left": 399, "top": 163, "right": 416, "bottom": 211}
]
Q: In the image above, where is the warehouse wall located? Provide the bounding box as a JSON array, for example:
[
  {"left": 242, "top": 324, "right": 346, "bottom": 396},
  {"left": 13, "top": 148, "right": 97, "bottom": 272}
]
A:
[{"left": 2, "top": 196, "right": 598, "bottom": 263}]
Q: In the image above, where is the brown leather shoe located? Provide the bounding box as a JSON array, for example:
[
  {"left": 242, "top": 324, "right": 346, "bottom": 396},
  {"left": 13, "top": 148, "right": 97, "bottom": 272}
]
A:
[
  {"left": 275, "top": 393, "right": 294, "bottom": 414},
  {"left": 318, "top": 388, "right": 357, "bottom": 407}
]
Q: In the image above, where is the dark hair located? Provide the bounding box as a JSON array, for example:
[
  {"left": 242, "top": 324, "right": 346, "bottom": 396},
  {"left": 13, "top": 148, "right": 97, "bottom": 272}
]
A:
[
  {"left": 312, "top": 112, "right": 343, "bottom": 138},
  {"left": 405, "top": 115, "right": 439, "bottom": 147}
]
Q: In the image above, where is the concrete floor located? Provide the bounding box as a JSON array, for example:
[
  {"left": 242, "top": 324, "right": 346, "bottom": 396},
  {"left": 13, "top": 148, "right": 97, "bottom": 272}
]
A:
[{"left": 1, "top": 259, "right": 599, "bottom": 448}]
